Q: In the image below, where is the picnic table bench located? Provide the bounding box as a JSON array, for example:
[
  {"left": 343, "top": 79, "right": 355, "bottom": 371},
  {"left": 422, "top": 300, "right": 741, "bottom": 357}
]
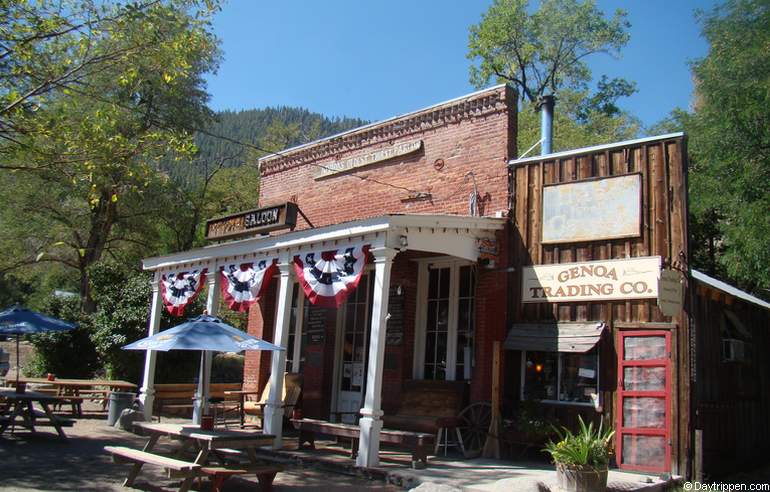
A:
[
  {"left": 292, "top": 418, "right": 434, "bottom": 468},
  {"left": 105, "top": 445, "right": 201, "bottom": 491},
  {"left": 106, "top": 422, "right": 280, "bottom": 491},
  {"left": 0, "top": 389, "right": 73, "bottom": 439},
  {"left": 153, "top": 383, "right": 242, "bottom": 421}
]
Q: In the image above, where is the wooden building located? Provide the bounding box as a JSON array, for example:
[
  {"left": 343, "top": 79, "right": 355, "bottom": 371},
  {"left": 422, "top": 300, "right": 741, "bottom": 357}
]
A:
[{"left": 506, "top": 134, "right": 770, "bottom": 479}]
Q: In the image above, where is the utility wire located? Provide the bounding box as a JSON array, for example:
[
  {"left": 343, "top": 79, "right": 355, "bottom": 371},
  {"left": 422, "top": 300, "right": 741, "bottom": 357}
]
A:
[{"left": 23, "top": 77, "right": 483, "bottom": 203}]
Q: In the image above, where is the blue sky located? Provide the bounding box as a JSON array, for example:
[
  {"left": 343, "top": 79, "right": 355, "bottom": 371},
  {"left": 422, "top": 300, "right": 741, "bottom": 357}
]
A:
[{"left": 207, "top": 0, "right": 718, "bottom": 129}]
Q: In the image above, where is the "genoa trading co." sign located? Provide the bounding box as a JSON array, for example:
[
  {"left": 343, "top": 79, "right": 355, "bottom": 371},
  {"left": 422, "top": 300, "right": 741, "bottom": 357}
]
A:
[
  {"left": 522, "top": 256, "right": 661, "bottom": 303},
  {"left": 205, "top": 202, "right": 298, "bottom": 241}
]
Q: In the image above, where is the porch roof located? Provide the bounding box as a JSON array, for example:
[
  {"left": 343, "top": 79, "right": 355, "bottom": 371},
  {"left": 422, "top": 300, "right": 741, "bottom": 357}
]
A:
[{"left": 141, "top": 213, "right": 506, "bottom": 272}]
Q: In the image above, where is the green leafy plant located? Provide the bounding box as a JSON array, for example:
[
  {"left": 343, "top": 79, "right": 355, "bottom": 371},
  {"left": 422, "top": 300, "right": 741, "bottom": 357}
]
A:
[{"left": 543, "top": 415, "right": 615, "bottom": 469}]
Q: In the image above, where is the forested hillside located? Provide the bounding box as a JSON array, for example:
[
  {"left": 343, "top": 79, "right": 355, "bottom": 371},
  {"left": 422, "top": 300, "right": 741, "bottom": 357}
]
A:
[{"left": 165, "top": 107, "right": 368, "bottom": 183}]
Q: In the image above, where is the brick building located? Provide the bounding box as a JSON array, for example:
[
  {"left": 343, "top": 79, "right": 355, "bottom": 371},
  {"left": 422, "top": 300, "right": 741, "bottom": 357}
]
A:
[{"left": 138, "top": 84, "right": 770, "bottom": 478}]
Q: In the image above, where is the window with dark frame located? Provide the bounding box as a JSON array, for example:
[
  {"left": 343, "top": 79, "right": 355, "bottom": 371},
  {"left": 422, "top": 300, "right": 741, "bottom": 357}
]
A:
[{"left": 522, "top": 348, "right": 599, "bottom": 405}]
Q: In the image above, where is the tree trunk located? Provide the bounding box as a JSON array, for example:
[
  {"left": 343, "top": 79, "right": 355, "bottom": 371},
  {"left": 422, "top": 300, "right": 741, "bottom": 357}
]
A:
[{"left": 78, "top": 190, "right": 118, "bottom": 313}]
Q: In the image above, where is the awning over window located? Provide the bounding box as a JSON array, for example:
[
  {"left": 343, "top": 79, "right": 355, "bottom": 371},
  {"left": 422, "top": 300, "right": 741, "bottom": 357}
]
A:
[{"left": 504, "top": 322, "right": 606, "bottom": 353}]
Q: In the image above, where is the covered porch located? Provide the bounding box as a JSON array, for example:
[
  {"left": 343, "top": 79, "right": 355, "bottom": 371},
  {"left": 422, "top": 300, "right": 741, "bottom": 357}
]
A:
[{"left": 138, "top": 213, "right": 505, "bottom": 468}]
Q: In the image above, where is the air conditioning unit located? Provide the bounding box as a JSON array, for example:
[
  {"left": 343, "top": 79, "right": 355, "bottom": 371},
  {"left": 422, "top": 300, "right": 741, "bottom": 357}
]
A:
[{"left": 722, "top": 338, "right": 746, "bottom": 362}]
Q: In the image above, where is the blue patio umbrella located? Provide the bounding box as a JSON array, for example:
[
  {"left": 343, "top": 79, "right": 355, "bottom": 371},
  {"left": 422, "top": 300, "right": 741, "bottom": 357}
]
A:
[
  {"left": 0, "top": 305, "right": 77, "bottom": 386},
  {"left": 123, "top": 314, "right": 283, "bottom": 420}
]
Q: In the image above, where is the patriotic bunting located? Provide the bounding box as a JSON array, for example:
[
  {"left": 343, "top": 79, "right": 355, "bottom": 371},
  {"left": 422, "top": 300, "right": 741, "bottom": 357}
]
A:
[
  {"left": 220, "top": 260, "right": 278, "bottom": 312},
  {"left": 160, "top": 269, "right": 207, "bottom": 317},
  {"left": 294, "top": 244, "right": 370, "bottom": 308}
]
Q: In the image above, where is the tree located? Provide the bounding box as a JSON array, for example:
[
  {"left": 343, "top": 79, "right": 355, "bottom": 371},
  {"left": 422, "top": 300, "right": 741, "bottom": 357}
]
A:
[
  {"left": 467, "top": 0, "right": 639, "bottom": 154},
  {"left": 684, "top": 0, "right": 770, "bottom": 297},
  {"left": 468, "top": 0, "right": 632, "bottom": 104},
  {"left": 0, "top": 0, "right": 220, "bottom": 311}
]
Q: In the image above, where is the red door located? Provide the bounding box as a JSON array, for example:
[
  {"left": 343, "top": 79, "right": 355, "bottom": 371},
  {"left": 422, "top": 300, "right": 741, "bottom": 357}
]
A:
[{"left": 616, "top": 330, "right": 672, "bottom": 473}]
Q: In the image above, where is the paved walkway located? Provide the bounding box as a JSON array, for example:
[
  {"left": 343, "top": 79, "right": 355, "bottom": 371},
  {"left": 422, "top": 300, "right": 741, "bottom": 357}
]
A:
[{"left": 0, "top": 416, "right": 396, "bottom": 492}]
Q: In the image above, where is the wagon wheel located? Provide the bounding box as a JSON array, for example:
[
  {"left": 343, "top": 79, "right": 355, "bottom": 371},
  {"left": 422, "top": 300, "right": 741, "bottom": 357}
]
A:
[{"left": 457, "top": 401, "right": 492, "bottom": 458}]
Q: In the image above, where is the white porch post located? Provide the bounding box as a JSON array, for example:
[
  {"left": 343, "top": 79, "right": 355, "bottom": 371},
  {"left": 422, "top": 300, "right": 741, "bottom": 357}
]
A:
[
  {"left": 138, "top": 272, "right": 163, "bottom": 421},
  {"left": 193, "top": 270, "right": 220, "bottom": 424},
  {"left": 356, "top": 247, "right": 396, "bottom": 468},
  {"left": 264, "top": 258, "right": 293, "bottom": 448}
]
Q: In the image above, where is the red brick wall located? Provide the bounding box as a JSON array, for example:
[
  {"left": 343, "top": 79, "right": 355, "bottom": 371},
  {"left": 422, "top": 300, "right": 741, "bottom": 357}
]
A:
[
  {"left": 258, "top": 86, "right": 516, "bottom": 227},
  {"left": 244, "top": 85, "right": 517, "bottom": 414}
]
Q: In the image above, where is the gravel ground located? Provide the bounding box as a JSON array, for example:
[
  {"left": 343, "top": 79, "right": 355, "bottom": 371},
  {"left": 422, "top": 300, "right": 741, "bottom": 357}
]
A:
[{"left": 0, "top": 415, "right": 397, "bottom": 492}]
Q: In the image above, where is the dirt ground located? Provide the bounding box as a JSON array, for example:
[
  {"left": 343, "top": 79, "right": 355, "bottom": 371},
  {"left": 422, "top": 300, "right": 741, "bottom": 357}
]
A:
[{"left": 0, "top": 414, "right": 397, "bottom": 492}]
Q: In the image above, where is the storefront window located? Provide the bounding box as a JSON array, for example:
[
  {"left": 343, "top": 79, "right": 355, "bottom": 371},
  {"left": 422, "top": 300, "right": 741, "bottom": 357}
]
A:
[
  {"left": 421, "top": 262, "right": 476, "bottom": 381},
  {"left": 286, "top": 284, "right": 309, "bottom": 372},
  {"left": 523, "top": 348, "right": 599, "bottom": 405}
]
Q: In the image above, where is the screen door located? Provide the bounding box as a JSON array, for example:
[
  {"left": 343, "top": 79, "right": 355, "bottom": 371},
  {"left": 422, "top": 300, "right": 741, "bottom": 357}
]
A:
[{"left": 616, "top": 330, "right": 672, "bottom": 473}]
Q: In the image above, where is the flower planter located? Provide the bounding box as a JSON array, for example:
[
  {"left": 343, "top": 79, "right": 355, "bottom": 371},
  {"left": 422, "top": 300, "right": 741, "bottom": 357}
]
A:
[{"left": 555, "top": 463, "right": 608, "bottom": 492}]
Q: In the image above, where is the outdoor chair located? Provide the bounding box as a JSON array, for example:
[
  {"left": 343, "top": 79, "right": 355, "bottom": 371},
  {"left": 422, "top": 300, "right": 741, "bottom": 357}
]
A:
[{"left": 243, "top": 372, "right": 302, "bottom": 427}]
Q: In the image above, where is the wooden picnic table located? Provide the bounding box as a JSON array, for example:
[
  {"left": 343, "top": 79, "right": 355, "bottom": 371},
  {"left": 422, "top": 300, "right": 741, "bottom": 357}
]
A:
[
  {"left": 11, "top": 377, "right": 137, "bottom": 411},
  {"left": 0, "top": 389, "right": 73, "bottom": 439},
  {"left": 109, "top": 421, "right": 278, "bottom": 491}
]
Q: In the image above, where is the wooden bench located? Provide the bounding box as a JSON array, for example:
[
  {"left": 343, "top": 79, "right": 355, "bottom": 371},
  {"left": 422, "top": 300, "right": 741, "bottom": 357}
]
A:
[
  {"left": 30, "top": 387, "right": 84, "bottom": 416},
  {"left": 200, "top": 464, "right": 283, "bottom": 492},
  {"left": 153, "top": 383, "right": 242, "bottom": 420},
  {"left": 105, "top": 445, "right": 200, "bottom": 492},
  {"left": 292, "top": 418, "right": 434, "bottom": 468},
  {"left": 382, "top": 379, "right": 467, "bottom": 455}
]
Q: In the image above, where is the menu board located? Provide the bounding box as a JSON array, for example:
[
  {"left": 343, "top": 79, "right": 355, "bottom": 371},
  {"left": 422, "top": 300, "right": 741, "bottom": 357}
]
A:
[{"left": 306, "top": 304, "right": 329, "bottom": 345}]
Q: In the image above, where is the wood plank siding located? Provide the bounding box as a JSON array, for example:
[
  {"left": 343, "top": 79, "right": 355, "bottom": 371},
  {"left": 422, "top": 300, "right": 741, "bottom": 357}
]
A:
[
  {"left": 693, "top": 288, "right": 770, "bottom": 478},
  {"left": 506, "top": 135, "right": 692, "bottom": 476}
]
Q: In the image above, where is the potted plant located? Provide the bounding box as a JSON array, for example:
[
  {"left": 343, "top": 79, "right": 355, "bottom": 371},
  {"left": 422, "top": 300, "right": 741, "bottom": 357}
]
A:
[{"left": 543, "top": 415, "right": 615, "bottom": 492}]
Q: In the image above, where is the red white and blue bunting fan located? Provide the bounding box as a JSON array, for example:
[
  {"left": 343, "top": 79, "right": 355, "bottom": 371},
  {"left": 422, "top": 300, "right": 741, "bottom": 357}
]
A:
[
  {"left": 220, "top": 259, "right": 278, "bottom": 312},
  {"left": 160, "top": 269, "right": 207, "bottom": 317},
  {"left": 293, "top": 244, "right": 370, "bottom": 308}
]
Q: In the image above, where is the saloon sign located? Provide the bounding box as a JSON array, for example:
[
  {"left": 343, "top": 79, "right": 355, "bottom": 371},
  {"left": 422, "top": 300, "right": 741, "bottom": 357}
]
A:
[
  {"left": 522, "top": 256, "right": 661, "bottom": 303},
  {"left": 205, "top": 202, "right": 298, "bottom": 241}
]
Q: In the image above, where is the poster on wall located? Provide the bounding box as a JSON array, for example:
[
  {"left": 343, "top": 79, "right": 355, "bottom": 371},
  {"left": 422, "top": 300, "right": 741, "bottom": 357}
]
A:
[
  {"left": 542, "top": 174, "right": 641, "bottom": 244},
  {"left": 522, "top": 256, "right": 661, "bottom": 303}
]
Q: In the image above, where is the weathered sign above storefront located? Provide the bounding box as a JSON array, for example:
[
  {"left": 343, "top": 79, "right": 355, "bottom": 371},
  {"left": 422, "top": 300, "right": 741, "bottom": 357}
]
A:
[
  {"left": 657, "top": 269, "right": 684, "bottom": 316},
  {"left": 315, "top": 140, "right": 423, "bottom": 179},
  {"left": 542, "top": 173, "right": 641, "bottom": 244},
  {"left": 522, "top": 256, "right": 661, "bottom": 303},
  {"left": 205, "top": 202, "right": 298, "bottom": 241}
]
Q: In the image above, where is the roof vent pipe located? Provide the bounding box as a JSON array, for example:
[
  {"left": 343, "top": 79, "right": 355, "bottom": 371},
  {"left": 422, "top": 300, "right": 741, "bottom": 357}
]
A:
[{"left": 537, "top": 94, "right": 555, "bottom": 155}]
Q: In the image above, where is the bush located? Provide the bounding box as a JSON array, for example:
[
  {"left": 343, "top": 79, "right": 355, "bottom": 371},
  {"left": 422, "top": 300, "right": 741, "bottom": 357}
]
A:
[
  {"left": 89, "top": 261, "right": 205, "bottom": 383},
  {"left": 26, "top": 294, "right": 99, "bottom": 378}
]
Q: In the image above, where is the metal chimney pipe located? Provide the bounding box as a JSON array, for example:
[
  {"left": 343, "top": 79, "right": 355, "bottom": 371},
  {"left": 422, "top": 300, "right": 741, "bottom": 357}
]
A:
[{"left": 538, "top": 95, "right": 555, "bottom": 155}]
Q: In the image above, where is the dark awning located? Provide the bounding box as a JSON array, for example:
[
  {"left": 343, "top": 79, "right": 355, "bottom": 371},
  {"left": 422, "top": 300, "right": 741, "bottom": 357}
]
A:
[{"left": 504, "top": 322, "right": 606, "bottom": 353}]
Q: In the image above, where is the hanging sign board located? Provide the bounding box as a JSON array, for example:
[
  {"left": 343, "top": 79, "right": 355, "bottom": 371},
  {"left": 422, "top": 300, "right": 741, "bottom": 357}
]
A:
[
  {"left": 657, "top": 269, "right": 684, "bottom": 317},
  {"left": 315, "top": 140, "right": 422, "bottom": 179},
  {"left": 522, "top": 256, "right": 661, "bottom": 303},
  {"left": 205, "top": 202, "right": 298, "bottom": 241},
  {"left": 542, "top": 174, "right": 641, "bottom": 244}
]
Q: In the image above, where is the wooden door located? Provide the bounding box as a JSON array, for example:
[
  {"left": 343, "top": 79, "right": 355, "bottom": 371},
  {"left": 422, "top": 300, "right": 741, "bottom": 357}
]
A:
[{"left": 617, "top": 330, "right": 672, "bottom": 473}]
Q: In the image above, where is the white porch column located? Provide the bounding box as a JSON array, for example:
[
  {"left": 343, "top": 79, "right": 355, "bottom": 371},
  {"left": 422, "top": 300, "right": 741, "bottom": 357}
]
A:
[
  {"left": 356, "top": 247, "right": 397, "bottom": 468},
  {"left": 193, "top": 270, "right": 220, "bottom": 424},
  {"left": 264, "top": 258, "right": 293, "bottom": 448},
  {"left": 139, "top": 273, "right": 163, "bottom": 421}
]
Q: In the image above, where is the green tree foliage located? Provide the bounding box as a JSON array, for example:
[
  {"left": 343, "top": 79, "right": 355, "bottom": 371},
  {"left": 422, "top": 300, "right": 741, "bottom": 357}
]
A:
[
  {"left": 89, "top": 261, "right": 205, "bottom": 381},
  {"left": 0, "top": 0, "right": 221, "bottom": 311},
  {"left": 468, "top": 0, "right": 632, "bottom": 104},
  {"left": 468, "top": 0, "right": 639, "bottom": 154},
  {"left": 26, "top": 293, "right": 99, "bottom": 378},
  {"left": 684, "top": 0, "right": 770, "bottom": 296}
]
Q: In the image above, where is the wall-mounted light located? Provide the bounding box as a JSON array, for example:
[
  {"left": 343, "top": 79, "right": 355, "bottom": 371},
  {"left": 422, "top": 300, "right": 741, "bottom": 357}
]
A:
[
  {"left": 399, "top": 235, "right": 408, "bottom": 248},
  {"left": 395, "top": 285, "right": 403, "bottom": 296}
]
